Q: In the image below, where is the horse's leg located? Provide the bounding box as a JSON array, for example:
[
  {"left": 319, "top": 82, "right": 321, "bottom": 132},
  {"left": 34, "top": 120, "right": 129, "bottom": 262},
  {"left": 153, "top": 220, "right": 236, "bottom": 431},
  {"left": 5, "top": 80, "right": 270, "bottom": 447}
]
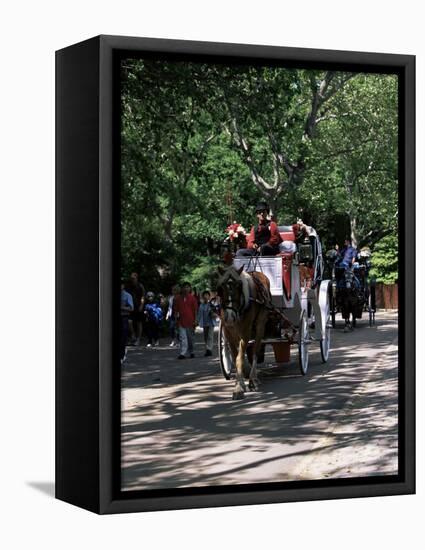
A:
[
  {"left": 226, "top": 328, "right": 239, "bottom": 370},
  {"left": 249, "top": 311, "right": 267, "bottom": 391},
  {"left": 248, "top": 353, "right": 260, "bottom": 392},
  {"left": 341, "top": 296, "right": 351, "bottom": 332},
  {"left": 344, "top": 318, "right": 351, "bottom": 332},
  {"left": 233, "top": 338, "right": 247, "bottom": 400}
]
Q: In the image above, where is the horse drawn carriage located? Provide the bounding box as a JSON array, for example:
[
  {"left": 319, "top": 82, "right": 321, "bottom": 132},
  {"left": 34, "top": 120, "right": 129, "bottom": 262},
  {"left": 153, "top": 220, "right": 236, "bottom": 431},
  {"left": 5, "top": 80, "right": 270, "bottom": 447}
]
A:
[
  {"left": 217, "top": 224, "right": 332, "bottom": 399},
  {"left": 326, "top": 247, "right": 376, "bottom": 330}
]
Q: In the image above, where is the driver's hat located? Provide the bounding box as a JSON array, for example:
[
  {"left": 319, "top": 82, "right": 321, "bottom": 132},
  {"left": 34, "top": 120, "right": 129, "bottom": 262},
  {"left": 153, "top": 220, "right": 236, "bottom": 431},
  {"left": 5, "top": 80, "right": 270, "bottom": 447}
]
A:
[{"left": 255, "top": 201, "right": 270, "bottom": 213}]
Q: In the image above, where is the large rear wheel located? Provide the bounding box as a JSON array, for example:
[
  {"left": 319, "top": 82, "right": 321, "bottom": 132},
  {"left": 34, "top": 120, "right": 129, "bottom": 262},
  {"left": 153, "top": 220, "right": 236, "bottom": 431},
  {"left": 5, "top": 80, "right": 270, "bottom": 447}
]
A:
[
  {"left": 218, "top": 321, "right": 234, "bottom": 380},
  {"left": 320, "top": 289, "right": 331, "bottom": 363},
  {"left": 330, "top": 292, "right": 336, "bottom": 328},
  {"left": 298, "top": 310, "right": 309, "bottom": 375}
]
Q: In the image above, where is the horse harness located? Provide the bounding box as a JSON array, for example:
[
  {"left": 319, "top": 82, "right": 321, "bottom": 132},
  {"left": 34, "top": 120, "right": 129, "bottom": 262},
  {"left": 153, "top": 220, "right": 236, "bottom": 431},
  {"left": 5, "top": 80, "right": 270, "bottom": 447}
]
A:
[
  {"left": 220, "top": 269, "right": 297, "bottom": 343},
  {"left": 249, "top": 272, "right": 297, "bottom": 343}
]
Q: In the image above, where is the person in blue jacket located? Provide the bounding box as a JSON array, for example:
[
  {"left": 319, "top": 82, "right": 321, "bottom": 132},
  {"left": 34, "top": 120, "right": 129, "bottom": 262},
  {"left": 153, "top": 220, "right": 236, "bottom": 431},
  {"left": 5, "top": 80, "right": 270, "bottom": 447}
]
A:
[
  {"left": 336, "top": 238, "right": 360, "bottom": 289},
  {"left": 143, "top": 292, "right": 163, "bottom": 347},
  {"left": 197, "top": 291, "right": 215, "bottom": 356},
  {"left": 338, "top": 237, "right": 358, "bottom": 268}
]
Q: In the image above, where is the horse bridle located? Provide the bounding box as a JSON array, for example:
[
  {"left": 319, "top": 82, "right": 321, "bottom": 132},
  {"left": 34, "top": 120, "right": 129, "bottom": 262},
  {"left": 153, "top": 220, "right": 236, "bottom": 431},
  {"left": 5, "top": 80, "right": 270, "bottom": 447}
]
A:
[{"left": 218, "top": 274, "right": 247, "bottom": 317}]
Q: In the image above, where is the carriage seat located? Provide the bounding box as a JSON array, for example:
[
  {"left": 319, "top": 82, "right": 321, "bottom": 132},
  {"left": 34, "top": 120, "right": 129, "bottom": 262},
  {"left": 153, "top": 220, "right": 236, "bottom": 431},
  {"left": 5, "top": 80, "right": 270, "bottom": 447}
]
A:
[
  {"left": 278, "top": 225, "right": 295, "bottom": 243},
  {"left": 279, "top": 240, "right": 297, "bottom": 254},
  {"left": 277, "top": 225, "right": 296, "bottom": 255}
]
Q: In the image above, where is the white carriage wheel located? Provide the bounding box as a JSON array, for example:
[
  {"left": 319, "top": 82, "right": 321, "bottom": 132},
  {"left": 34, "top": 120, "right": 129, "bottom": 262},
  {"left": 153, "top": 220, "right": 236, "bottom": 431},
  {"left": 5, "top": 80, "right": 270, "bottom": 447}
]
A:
[
  {"left": 298, "top": 310, "right": 309, "bottom": 375},
  {"left": 320, "top": 296, "right": 331, "bottom": 363},
  {"left": 218, "top": 320, "right": 234, "bottom": 380}
]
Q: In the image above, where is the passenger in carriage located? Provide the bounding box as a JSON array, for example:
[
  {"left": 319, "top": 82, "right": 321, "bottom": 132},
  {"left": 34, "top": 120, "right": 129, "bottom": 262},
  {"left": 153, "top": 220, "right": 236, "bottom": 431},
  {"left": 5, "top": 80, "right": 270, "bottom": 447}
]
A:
[
  {"left": 280, "top": 219, "right": 311, "bottom": 255},
  {"left": 292, "top": 219, "right": 311, "bottom": 243},
  {"left": 236, "top": 201, "right": 282, "bottom": 257}
]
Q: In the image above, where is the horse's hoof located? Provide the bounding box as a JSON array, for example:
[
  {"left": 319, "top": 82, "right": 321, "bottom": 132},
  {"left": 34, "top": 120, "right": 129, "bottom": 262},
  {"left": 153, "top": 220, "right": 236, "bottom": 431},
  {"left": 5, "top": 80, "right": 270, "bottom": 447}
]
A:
[
  {"left": 232, "top": 390, "right": 245, "bottom": 400},
  {"left": 248, "top": 380, "right": 259, "bottom": 392}
]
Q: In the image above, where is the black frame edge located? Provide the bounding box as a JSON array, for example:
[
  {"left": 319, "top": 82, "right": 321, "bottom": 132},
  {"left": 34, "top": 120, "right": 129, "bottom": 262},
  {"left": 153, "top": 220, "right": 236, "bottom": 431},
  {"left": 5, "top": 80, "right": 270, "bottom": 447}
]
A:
[
  {"left": 55, "top": 36, "right": 102, "bottom": 513},
  {"left": 99, "top": 34, "right": 414, "bottom": 67},
  {"left": 101, "top": 480, "right": 413, "bottom": 515},
  {"left": 402, "top": 55, "right": 415, "bottom": 494},
  {"left": 98, "top": 36, "right": 116, "bottom": 515}
]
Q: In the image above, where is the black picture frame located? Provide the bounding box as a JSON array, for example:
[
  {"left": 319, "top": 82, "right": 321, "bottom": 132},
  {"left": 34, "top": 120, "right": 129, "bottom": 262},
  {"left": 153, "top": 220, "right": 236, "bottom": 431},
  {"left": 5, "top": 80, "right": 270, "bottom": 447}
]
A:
[{"left": 56, "top": 35, "right": 415, "bottom": 514}]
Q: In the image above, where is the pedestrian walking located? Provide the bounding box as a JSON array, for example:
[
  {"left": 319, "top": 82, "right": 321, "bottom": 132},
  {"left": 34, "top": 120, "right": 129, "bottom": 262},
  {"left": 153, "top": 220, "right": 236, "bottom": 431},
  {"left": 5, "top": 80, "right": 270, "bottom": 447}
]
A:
[
  {"left": 173, "top": 282, "right": 198, "bottom": 359},
  {"left": 166, "top": 284, "right": 180, "bottom": 347},
  {"left": 120, "top": 280, "right": 134, "bottom": 363},
  {"left": 197, "top": 291, "right": 215, "bottom": 356},
  {"left": 143, "top": 291, "right": 163, "bottom": 347},
  {"left": 209, "top": 291, "right": 221, "bottom": 327},
  {"left": 193, "top": 287, "right": 201, "bottom": 306},
  {"left": 125, "top": 272, "right": 145, "bottom": 346}
]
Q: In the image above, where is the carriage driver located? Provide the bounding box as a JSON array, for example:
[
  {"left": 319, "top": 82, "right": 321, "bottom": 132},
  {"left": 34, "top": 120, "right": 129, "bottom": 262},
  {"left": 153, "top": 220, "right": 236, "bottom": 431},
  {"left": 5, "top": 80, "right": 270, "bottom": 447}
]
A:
[
  {"left": 236, "top": 201, "right": 282, "bottom": 257},
  {"left": 337, "top": 237, "right": 358, "bottom": 268}
]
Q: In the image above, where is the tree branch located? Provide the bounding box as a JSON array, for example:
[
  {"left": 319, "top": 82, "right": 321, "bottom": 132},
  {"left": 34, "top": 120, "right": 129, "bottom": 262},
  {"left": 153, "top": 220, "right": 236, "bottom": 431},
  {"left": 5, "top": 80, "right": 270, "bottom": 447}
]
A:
[
  {"left": 304, "top": 72, "right": 354, "bottom": 139},
  {"left": 221, "top": 82, "right": 275, "bottom": 195},
  {"left": 358, "top": 227, "right": 394, "bottom": 249}
]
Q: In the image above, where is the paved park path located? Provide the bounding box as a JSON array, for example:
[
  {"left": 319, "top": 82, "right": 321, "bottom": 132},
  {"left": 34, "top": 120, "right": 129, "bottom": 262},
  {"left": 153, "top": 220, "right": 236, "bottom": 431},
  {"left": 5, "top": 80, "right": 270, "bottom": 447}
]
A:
[{"left": 121, "top": 311, "right": 398, "bottom": 490}]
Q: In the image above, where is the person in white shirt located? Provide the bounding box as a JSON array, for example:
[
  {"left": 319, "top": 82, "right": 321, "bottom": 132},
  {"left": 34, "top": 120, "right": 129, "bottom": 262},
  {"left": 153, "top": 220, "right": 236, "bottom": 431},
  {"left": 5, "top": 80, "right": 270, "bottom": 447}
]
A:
[{"left": 166, "top": 285, "right": 180, "bottom": 346}]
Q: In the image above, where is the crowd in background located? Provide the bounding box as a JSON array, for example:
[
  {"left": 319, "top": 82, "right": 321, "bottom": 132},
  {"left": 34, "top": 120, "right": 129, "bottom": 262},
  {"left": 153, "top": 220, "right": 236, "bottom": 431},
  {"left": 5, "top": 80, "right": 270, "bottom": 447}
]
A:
[{"left": 120, "top": 272, "right": 220, "bottom": 364}]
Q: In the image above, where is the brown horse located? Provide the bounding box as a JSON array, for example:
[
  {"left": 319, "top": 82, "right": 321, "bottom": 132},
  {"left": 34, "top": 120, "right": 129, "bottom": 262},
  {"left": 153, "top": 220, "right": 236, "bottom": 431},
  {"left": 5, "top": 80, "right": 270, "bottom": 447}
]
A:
[{"left": 217, "top": 264, "right": 272, "bottom": 400}]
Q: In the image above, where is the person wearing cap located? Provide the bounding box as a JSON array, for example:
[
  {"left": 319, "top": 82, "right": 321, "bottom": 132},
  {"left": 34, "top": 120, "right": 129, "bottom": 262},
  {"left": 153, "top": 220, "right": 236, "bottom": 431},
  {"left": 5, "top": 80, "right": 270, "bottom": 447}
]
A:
[{"left": 236, "top": 201, "right": 282, "bottom": 257}]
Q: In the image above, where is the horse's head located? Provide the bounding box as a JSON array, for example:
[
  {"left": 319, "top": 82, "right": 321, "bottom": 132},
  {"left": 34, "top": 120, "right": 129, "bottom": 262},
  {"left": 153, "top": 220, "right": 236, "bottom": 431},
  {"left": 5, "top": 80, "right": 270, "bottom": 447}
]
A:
[
  {"left": 344, "top": 267, "right": 355, "bottom": 289},
  {"left": 216, "top": 264, "right": 245, "bottom": 325}
]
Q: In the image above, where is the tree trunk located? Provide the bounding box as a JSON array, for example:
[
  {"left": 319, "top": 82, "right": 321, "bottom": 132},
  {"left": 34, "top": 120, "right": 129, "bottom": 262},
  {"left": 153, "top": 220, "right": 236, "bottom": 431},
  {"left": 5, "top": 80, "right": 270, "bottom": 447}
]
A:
[{"left": 350, "top": 216, "right": 358, "bottom": 247}]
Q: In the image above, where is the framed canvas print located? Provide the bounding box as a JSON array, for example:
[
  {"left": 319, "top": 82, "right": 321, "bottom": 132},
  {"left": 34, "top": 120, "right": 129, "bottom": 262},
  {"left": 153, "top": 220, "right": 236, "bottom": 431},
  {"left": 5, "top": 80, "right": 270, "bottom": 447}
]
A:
[{"left": 56, "top": 35, "right": 415, "bottom": 514}]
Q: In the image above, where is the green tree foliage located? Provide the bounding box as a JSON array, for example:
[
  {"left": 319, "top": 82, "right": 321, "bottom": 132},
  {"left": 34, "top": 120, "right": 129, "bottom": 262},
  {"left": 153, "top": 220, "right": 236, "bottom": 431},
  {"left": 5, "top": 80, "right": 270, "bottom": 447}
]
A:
[
  {"left": 370, "top": 234, "right": 398, "bottom": 284},
  {"left": 120, "top": 59, "right": 398, "bottom": 291}
]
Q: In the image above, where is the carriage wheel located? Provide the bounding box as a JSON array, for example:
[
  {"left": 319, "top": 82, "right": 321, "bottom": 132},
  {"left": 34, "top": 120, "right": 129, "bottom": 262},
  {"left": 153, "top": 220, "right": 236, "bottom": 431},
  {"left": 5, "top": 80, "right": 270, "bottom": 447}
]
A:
[
  {"left": 320, "top": 295, "right": 331, "bottom": 363},
  {"left": 218, "top": 320, "right": 234, "bottom": 380},
  {"left": 298, "top": 310, "right": 309, "bottom": 375},
  {"left": 330, "top": 293, "right": 336, "bottom": 328}
]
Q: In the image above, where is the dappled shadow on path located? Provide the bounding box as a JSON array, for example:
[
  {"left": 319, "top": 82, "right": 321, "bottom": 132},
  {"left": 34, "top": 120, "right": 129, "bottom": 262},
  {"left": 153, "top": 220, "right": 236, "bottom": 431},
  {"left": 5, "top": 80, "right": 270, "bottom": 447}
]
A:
[{"left": 121, "top": 312, "right": 398, "bottom": 490}]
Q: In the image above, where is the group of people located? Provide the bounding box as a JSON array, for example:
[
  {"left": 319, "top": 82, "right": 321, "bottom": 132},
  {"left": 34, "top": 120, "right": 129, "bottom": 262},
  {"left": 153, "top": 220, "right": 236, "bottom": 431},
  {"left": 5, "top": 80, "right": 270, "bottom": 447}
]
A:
[{"left": 120, "top": 274, "right": 220, "bottom": 363}]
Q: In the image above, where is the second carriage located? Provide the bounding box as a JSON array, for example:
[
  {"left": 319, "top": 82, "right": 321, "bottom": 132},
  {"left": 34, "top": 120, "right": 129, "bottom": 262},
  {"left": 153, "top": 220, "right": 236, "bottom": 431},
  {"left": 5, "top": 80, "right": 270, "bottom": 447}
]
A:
[
  {"left": 218, "top": 224, "right": 332, "bottom": 379},
  {"left": 326, "top": 247, "right": 376, "bottom": 330}
]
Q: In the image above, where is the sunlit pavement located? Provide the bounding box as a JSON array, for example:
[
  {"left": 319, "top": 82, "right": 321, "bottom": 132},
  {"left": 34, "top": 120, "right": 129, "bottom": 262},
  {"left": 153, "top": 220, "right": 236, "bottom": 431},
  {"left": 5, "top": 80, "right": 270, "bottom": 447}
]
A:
[{"left": 121, "top": 311, "right": 398, "bottom": 490}]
